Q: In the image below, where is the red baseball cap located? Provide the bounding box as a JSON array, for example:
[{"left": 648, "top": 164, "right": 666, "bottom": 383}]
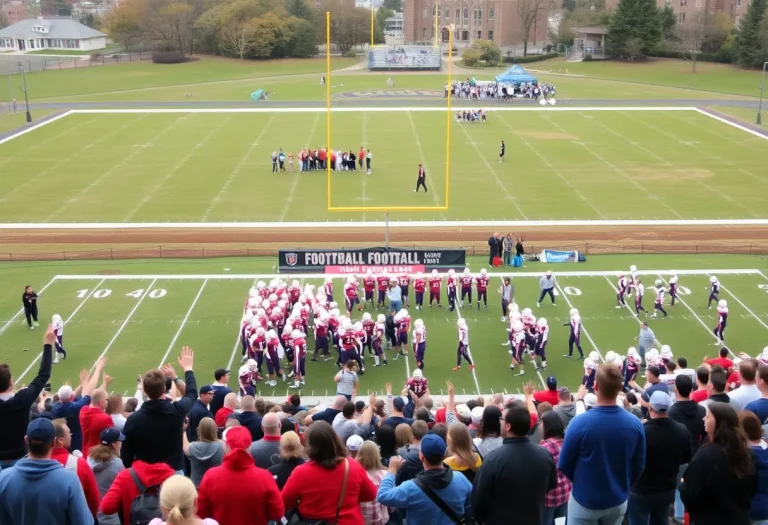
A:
[{"left": 224, "top": 426, "right": 251, "bottom": 451}]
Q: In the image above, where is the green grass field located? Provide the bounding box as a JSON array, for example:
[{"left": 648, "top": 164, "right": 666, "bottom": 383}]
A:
[
  {"left": 0, "top": 107, "right": 766, "bottom": 223},
  {"left": 0, "top": 255, "right": 766, "bottom": 397}
]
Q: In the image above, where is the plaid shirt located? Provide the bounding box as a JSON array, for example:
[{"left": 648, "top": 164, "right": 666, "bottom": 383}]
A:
[
  {"left": 540, "top": 438, "right": 572, "bottom": 508},
  {"left": 360, "top": 468, "right": 390, "bottom": 525}
]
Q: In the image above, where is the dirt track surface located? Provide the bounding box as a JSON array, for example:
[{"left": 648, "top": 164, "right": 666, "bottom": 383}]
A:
[{"left": 1, "top": 225, "right": 767, "bottom": 261}]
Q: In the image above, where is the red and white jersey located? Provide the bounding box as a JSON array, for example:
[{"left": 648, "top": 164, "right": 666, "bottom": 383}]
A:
[
  {"left": 460, "top": 275, "right": 474, "bottom": 288},
  {"left": 397, "top": 316, "right": 411, "bottom": 334},
  {"left": 618, "top": 276, "right": 627, "bottom": 291},
  {"left": 238, "top": 366, "right": 260, "bottom": 388},
  {"left": 254, "top": 316, "right": 268, "bottom": 329},
  {"left": 242, "top": 311, "right": 254, "bottom": 328},
  {"left": 523, "top": 315, "right": 536, "bottom": 331},
  {"left": 407, "top": 377, "right": 429, "bottom": 397},
  {"left": 259, "top": 288, "right": 269, "bottom": 299},
  {"left": 630, "top": 271, "right": 639, "bottom": 286},
  {"left": 249, "top": 334, "right": 266, "bottom": 353},
  {"left": 413, "top": 325, "right": 426, "bottom": 343},
  {"left": 377, "top": 276, "right": 390, "bottom": 291},
  {"left": 299, "top": 308, "right": 309, "bottom": 323},
  {"left": 269, "top": 313, "right": 285, "bottom": 332},
  {"left": 414, "top": 278, "right": 426, "bottom": 293},
  {"left": 244, "top": 324, "right": 257, "bottom": 342},
  {"left": 538, "top": 325, "right": 549, "bottom": 344},
  {"left": 362, "top": 319, "right": 375, "bottom": 338},
  {"left": 293, "top": 338, "right": 307, "bottom": 358},
  {"left": 288, "top": 286, "right": 301, "bottom": 303},
  {"left": 636, "top": 284, "right": 644, "bottom": 298},
  {"left": 570, "top": 315, "right": 581, "bottom": 336},
  {"left": 344, "top": 283, "right": 358, "bottom": 300},
  {"left": 429, "top": 276, "right": 442, "bottom": 292},
  {"left": 281, "top": 330, "right": 293, "bottom": 350},
  {"left": 323, "top": 281, "right": 333, "bottom": 296},
  {"left": 476, "top": 276, "right": 489, "bottom": 292},
  {"left": 512, "top": 329, "right": 526, "bottom": 349},
  {"left": 447, "top": 277, "right": 457, "bottom": 291},
  {"left": 363, "top": 277, "right": 376, "bottom": 293},
  {"left": 328, "top": 317, "right": 339, "bottom": 332},
  {"left": 398, "top": 275, "right": 410, "bottom": 287},
  {"left": 314, "top": 318, "right": 328, "bottom": 338},
  {"left": 718, "top": 306, "right": 729, "bottom": 322},
  {"left": 374, "top": 322, "right": 385, "bottom": 341},
  {"left": 458, "top": 325, "right": 469, "bottom": 345},
  {"left": 266, "top": 338, "right": 280, "bottom": 355},
  {"left": 341, "top": 332, "right": 358, "bottom": 350},
  {"left": 53, "top": 318, "right": 64, "bottom": 336},
  {"left": 655, "top": 288, "right": 665, "bottom": 305}
]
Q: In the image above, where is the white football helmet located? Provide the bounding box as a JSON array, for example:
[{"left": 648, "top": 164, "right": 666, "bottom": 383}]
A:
[
  {"left": 508, "top": 303, "right": 519, "bottom": 313},
  {"left": 329, "top": 301, "right": 338, "bottom": 310},
  {"left": 457, "top": 318, "right": 467, "bottom": 328},
  {"left": 510, "top": 312, "right": 522, "bottom": 322},
  {"left": 273, "top": 306, "right": 282, "bottom": 316},
  {"left": 330, "top": 308, "right": 340, "bottom": 318},
  {"left": 589, "top": 351, "right": 600, "bottom": 362},
  {"left": 416, "top": 271, "right": 423, "bottom": 279},
  {"left": 377, "top": 314, "right": 386, "bottom": 323},
  {"left": 325, "top": 277, "right": 333, "bottom": 284},
  {"left": 399, "top": 309, "right": 408, "bottom": 318},
  {"left": 760, "top": 347, "right": 768, "bottom": 366},
  {"left": 629, "top": 265, "right": 637, "bottom": 272},
  {"left": 448, "top": 269, "right": 455, "bottom": 277},
  {"left": 605, "top": 351, "right": 617, "bottom": 363},
  {"left": 362, "top": 312, "right": 372, "bottom": 321},
  {"left": 463, "top": 267, "right": 470, "bottom": 275},
  {"left": 537, "top": 318, "right": 548, "bottom": 328},
  {"left": 290, "top": 329, "right": 303, "bottom": 340},
  {"left": 343, "top": 320, "right": 353, "bottom": 331},
  {"left": 617, "top": 273, "right": 624, "bottom": 279},
  {"left": 413, "top": 369, "right": 423, "bottom": 379},
  {"left": 246, "top": 359, "right": 258, "bottom": 371},
  {"left": 569, "top": 308, "right": 578, "bottom": 317},
  {"left": 645, "top": 349, "right": 659, "bottom": 363},
  {"left": 268, "top": 293, "right": 278, "bottom": 303},
  {"left": 414, "top": 319, "right": 424, "bottom": 329},
  {"left": 710, "top": 275, "right": 718, "bottom": 283},
  {"left": 660, "top": 345, "right": 673, "bottom": 361},
  {"left": 256, "top": 308, "right": 266, "bottom": 318},
  {"left": 353, "top": 321, "right": 363, "bottom": 331},
  {"left": 511, "top": 320, "right": 523, "bottom": 332},
  {"left": 248, "top": 297, "right": 259, "bottom": 309},
  {"left": 628, "top": 347, "right": 639, "bottom": 358},
  {"left": 266, "top": 329, "right": 278, "bottom": 340},
  {"left": 346, "top": 275, "right": 356, "bottom": 284},
  {"left": 480, "top": 268, "right": 487, "bottom": 276},
  {"left": 584, "top": 358, "right": 597, "bottom": 370},
  {"left": 654, "top": 279, "right": 662, "bottom": 287},
  {"left": 432, "top": 269, "right": 439, "bottom": 276},
  {"left": 522, "top": 308, "right": 532, "bottom": 317},
  {"left": 256, "top": 280, "right": 266, "bottom": 289},
  {"left": 718, "top": 299, "right": 727, "bottom": 308}
]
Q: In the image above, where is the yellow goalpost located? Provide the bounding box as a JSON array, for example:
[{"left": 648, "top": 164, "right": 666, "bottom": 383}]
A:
[{"left": 326, "top": 12, "right": 453, "bottom": 213}]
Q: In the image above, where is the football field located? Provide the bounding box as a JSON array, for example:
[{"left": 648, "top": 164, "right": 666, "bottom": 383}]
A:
[
  {"left": 2, "top": 266, "right": 767, "bottom": 398},
  {"left": 0, "top": 107, "right": 767, "bottom": 223}
]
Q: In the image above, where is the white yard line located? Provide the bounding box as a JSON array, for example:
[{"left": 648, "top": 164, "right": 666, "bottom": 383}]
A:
[
  {"left": 552, "top": 279, "right": 604, "bottom": 362},
  {"left": 92, "top": 279, "right": 157, "bottom": 368},
  {"left": 278, "top": 113, "right": 320, "bottom": 222},
  {"left": 541, "top": 114, "right": 685, "bottom": 220},
  {"left": 0, "top": 276, "right": 58, "bottom": 337},
  {"left": 405, "top": 112, "right": 448, "bottom": 220},
  {"left": 201, "top": 114, "right": 277, "bottom": 221},
  {"left": 498, "top": 118, "right": 607, "bottom": 219},
  {"left": 601, "top": 275, "right": 665, "bottom": 348},
  {"left": 14, "top": 278, "right": 106, "bottom": 383},
  {"left": 361, "top": 113, "right": 367, "bottom": 222},
  {"left": 124, "top": 118, "right": 232, "bottom": 222},
  {"left": 455, "top": 123, "right": 528, "bottom": 219},
  {"left": 718, "top": 283, "right": 768, "bottom": 333},
  {"left": 226, "top": 279, "right": 258, "bottom": 372},
  {"left": 157, "top": 279, "right": 208, "bottom": 367},
  {"left": 452, "top": 298, "right": 483, "bottom": 395},
  {"left": 44, "top": 116, "right": 184, "bottom": 222},
  {"left": 656, "top": 275, "right": 735, "bottom": 357}
]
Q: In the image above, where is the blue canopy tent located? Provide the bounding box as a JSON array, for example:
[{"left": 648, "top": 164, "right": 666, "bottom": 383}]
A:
[{"left": 494, "top": 64, "right": 538, "bottom": 85}]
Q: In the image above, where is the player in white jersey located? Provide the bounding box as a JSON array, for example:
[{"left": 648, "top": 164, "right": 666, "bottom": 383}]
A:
[
  {"left": 668, "top": 273, "right": 679, "bottom": 306},
  {"left": 616, "top": 274, "right": 628, "bottom": 308},
  {"left": 52, "top": 314, "right": 67, "bottom": 363},
  {"left": 707, "top": 276, "right": 720, "bottom": 309},
  {"left": 508, "top": 320, "right": 527, "bottom": 376},
  {"left": 238, "top": 359, "right": 260, "bottom": 397},
  {"left": 634, "top": 279, "right": 647, "bottom": 316},
  {"left": 652, "top": 280, "right": 668, "bottom": 318},
  {"left": 412, "top": 319, "right": 427, "bottom": 370},
  {"left": 714, "top": 299, "right": 728, "bottom": 345},
  {"left": 453, "top": 319, "right": 474, "bottom": 371}
]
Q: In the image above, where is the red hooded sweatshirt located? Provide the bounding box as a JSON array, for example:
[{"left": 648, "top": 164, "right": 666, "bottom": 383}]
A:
[
  {"left": 79, "top": 405, "right": 114, "bottom": 457},
  {"left": 51, "top": 446, "right": 101, "bottom": 517},
  {"left": 99, "top": 460, "right": 176, "bottom": 525},
  {"left": 197, "top": 448, "right": 284, "bottom": 525}
]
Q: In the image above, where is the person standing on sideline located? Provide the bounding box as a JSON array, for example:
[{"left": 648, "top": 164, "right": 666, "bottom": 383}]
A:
[
  {"left": 635, "top": 322, "right": 656, "bottom": 363},
  {"left": 488, "top": 233, "right": 501, "bottom": 265},
  {"left": 502, "top": 234, "right": 513, "bottom": 266},
  {"left": 472, "top": 404, "right": 557, "bottom": 525},
  {"left": 537, "top": 271, "right": 556, "bottom": 307},
  {"left": 515, "top": 237, "right": 525, "bottom": 258},
  {"left": 271, "top": 151, "right": 278, "bottom": 173},
  {"left": 22, "top": 285, "right": 39, "bottom": 329},
  {"left": 414, "top": 164, "right": 427, "bottom": 192},
  {"left": 358, "top": 146, "right": 365, "bottom": 170},
  {"left": 366, "top": 150, "right": 372, "bottom": 175},
  {"left": 559, "top": 363, "right": 646, "bottom": 525},
  {"left": 499, "top": 277, "right": 512, "bottom": 322},
  {"left": 0, "top": 418, "right": 92, "bottom": 525},
  {"left": 499, "top": 140, "right": 505, "bottom": 163},
  {"left": 627, "top": 391, "right": 691, "bottom": 525}
]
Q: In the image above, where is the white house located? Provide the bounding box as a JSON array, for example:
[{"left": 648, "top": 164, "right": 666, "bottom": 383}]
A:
[{"left": 0, "top": 18, "right": 107, "bottom": 52}]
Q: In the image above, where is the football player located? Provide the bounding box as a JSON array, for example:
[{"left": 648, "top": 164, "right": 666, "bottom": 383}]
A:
[
  {"left": 508, "top": 320, "right": 526, "bottom": 376},
  {"left": 362, "top": 270, "right": 376, "bottom": 309},
  {"left": 668, "top": 273, "right": 679, "bottom": 306},
  {"left": 460, "top": 268, "right": 473, "bottom": 307},
  {"left": 447, "top": 270, "right": 458, "bottom": 312},
  {"left": 52, "top": 314, "right": 67, "bottom": 363},
  {"left": 399, "top": 273, "right": 411, "bottom": 308},
  {"left": 535, "top": 318, "right": 549, "bottom": 370},
  {"left": 289, "top": 330, "right": 307, "bottom": 389},
  {"left": 616, "top": 273, "right": 628, "bottom": 308},
  {"left": 412, "top": 319, "right": 427, "bottom": 370},
  {"left": 634, "top": 279, "right": 647, "bottom": 316},
  {"left": 714, "top": 299, "right": 728, "bottom": 345},
  {"left": 428, "top": 270, "right": 442, "bottom": 308},
  {"left": 238, "top": 359, "right": 260, "bottom": 397},
  {"left": 476, "top": 269, "right": 489, "bottom": 310},
  {"left": 582, "top": 351, "right": 600, "bottom": 392},
  {"left": 407, "top": 369, "right": 429, "bottom": 398},
  {"left": 413, "top": 272, "right": 426, "bottom": 311},
  {"left": 376, "top": 273, "right": 390, "bottom": 309},
  {"left": 563, "top": 308, "right": 584, "bottom": 359},
  {"left": 453, "top": 318, "right": 474, "bottom": 371},
  {"left": 653, "top": 280, "right": 668, "bottom": 318},
  {"left": 393, "top": 309, "right": 411, "bottom": 360},
  {"left": 708, "top": 276, "right": 720, "bottom": 309}
]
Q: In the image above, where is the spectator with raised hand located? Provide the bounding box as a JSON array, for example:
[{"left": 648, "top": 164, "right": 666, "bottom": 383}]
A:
[
  {"left": 383, "top": 382, "right": 414, "bottom": 427},
  {"left": 559, "top": 363, "right": 646, "bottom": 525},
  {"left": 0, "top": 325, "right": 54, "bottom": 468},
  {"left": 51, "top": 418, "right": 101, "bottom": 518},
  {"left": 0, "top": 418, "right": 92, "bottom": 524},
  {"left": 268, "top": 431, "right": 306, "bottom": 490},
  {"left": 149, "top": 474, "right": 219, "bottom": 525},
  {"left": 680, "top": 402, "right": 756, "bottom": 525},
  {"left": 52, "top": 360, "right": 105, "bottom": 453},
  {"left": 250, "top": 412, "right": 282, "bottom": 468},
  {"left": 197, "top": 426, "right": 283, "bottom": 525},
  {"left": 183, "top": 417, "right": 224, "bottom": 488},
  {"left": 377, "top": 433, "right": 473, "bottom": 525},
  {"left": 80, "top": 380, "right": 114, "bottom": 458},
  {"left": 283, "top": 421, "right": 377, "bottom": 524},
  {"left": 357, "top": 441, "right": 390, "bottom": 525},
  {"left": 122, "top": 347, "right": 198, "bottom": 472},
  {"left": 88, "top": 427, "right": 125, "bottom": 525}
]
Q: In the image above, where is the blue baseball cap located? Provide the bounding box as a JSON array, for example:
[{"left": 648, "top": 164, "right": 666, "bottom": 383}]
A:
[
  {"left": 27, "top": 418, "right": 55, "bottom": 443},
  {"left": 649, "top": 391, "right": 671, "bottom": 413},
  {"left": 100, "top": 427, "right": 125, "bottom": 445},
  {"left": 421, "top": 433, "right": 447, "bottom": 463}
]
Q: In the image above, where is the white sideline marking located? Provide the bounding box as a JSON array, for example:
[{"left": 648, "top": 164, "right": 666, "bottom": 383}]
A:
[
  {"left": 361, "top": 113, "right": 368, "bottom": 221},
  {"left": 718, "top": 283, "right": 768, "bottom": 332},
  {"left": 52, "top": 269, "right": 763, "bottom": 281},
  {"left": 14, "top": 278, "right": 106, "bottom": 383},
  {"left": 67, "top": 107, "right": 700, "bottom": 114},
  {"left": 279, "top": 113, "right": 320, "bottom": 222},
  {"left": 92, "top": 280, "right": 157, "bottom": 368},
  {"left": 602, "top": 275, "right": 665, "bottom": 348},
  {"left": 0, "top": 111, "right": 73, "bottom": 146},
  {"left": 405, "top": 112, "right": 447, "bottom": 220},
  {"left": 157, "top": 279, "right": 208, "bottom": 367},
  {"left": 4, "top": 219, "right": 766, "bottom": 229},
  {"left": 552, "top": 279, "right": 604, "bottom": 362},
  {"left": 695, "top": 108, "right": 768, "bottom": 142},
  {"left": 453, "top": 298, "right": 482, "bottom": 395},
  {"left": 656, "top": 275, "right": 735, "bottom": 357},
  {"left": 0, "top": 276, "right": 58, "bottom": 337},
  {"left": 227, "top": 279, "right": 258, "bottom": 372}
]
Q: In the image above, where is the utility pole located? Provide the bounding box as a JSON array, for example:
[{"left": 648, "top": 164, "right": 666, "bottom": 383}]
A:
[
  {"left": 758, "top": 61, "right": 767, "bottom": 126},
  {"left": 18, "top": 63, "right": 31, "bottom": 123},
  {"left": 7, "top": 69, "right": 15, "bottom": 113}
]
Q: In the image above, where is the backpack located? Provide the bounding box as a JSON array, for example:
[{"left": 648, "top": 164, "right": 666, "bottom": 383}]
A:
[{"left": 128, "top": 468, "right": 163, "bottom": 525}]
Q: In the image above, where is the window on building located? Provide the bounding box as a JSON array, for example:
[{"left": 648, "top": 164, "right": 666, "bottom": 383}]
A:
[
  {"left": 678, "top": 12, "right": 685, "bottom": 22},
  {"left": 463, "top": 7, "right": 468, "bottom": 19},
  {"left": 695, "top": 0, "right": 701, "bottom": 7},
  {"left": 477, "top": 30, "right": 481, "bottom": 38},
  {"left": 444, "top": 8, "right": 449, "bottom": 19},
  {"left": 680, "top": 0, "right": 686, "bottom": 5},
  {"left": 488, "top": 8, "right": 494, "bottom": 19},
  {"left": 423, "top": 27, "right": 427, "bottom": 39},
  {"left": 455, "top": 8, "right": 460, "bottom": 19},
  {"left": 423, "top": 7, "right": 427, "bottom": 17},
  {"left": 488, "top": 30, "right": 494, "bottom": 41},
  {"left": 437, "top": 6, "right": 441, "bottom": 16},
  {"left": 737, "top": 0, "right": 742, "bottom": 6},
  {"left": 462, "top": 30, "right": 469, "bottom": 40},
  {"left": 478, "top": 8, "right": 482, "bottom": 21}
]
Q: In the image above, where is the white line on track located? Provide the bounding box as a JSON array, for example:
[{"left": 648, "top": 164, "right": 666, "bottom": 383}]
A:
[
  {"left": 452, "top": 297, "right": 482, "bottom": 396},
  {"left": 718, "top": 283, "right": 768, "bottom": 333},
  {"left": 92, "top": 279, "right": 157, "bottom": 369},
  {"left": 656, "top": 275, "right": 735, "bottom": 357},
  {"left": 0, "top": 111, "right": 74, "bottom": 147},
  {"left": 498, "top": 277, "right": 546, "bottom": 389},
  {"left": 279, "top": 113, "right": 320, "bottom": 222},
  {"left": 0, "top": 277, "right": 58, "bottom": 337},
  {"left": 14, "top": 278, "right": 106, "bottom": 383},
  {"left": 201, "top": 114, "right": 277, "bottom": 221},
  {"left": 361, "top": 113, "right": 367, "bottom": 222},
  {"left": 552, "top": 279, "right": 604, "bottom": 362},
  {"left": 602, "top": 275, "right": 665, "bottom": 348},
  {"left": 405, "top": 112, "right": 448, "bottom": 220},
  {"left": 226, "top": 279, "right": 258, "bottom": 372},
  {"left": 157, "top": 279, "right": 208, "bottom": 367},
  {"left": 124, "top": 118, "right": 233, "bottom": 222},
  {"left": 0, "top": 111, "right": 86, "bottom": 155}
]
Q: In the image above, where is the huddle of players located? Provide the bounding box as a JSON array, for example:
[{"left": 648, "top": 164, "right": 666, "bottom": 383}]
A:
[{"left": 616, "top": 265, "right": 728, "bottom": 344}]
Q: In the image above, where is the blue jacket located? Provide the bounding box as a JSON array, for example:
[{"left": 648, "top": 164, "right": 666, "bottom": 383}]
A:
[
  {"left": 752, "top": 444, "right": 768, "bottom": 520},
  {"left": 52, "top": 395, "right": 90, "bottom": 452},
  {"left": 378, "top": 467, "right": 472, "bottom": 525},
  {"left": 0, "top": 458, "right": 92, "bottom": 525},
  {"left": 559, "top": 405, "right": 645, "bottom": 510}
]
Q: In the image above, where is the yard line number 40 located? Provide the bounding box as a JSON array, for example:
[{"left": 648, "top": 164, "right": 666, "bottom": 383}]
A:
[{"left": 76, "top": 288, "right": 168, "bottom": 299}]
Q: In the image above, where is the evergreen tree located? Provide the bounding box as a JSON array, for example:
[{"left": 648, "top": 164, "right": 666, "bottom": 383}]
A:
[
  {"left": 285, "top": 0, "right": 313, "bottom": 22},
  {"left": 606, "top": 0, "right": 662, "bottom": 58},
  {"left": 733, "top": 0, "right": 768, "bottom": 67}
]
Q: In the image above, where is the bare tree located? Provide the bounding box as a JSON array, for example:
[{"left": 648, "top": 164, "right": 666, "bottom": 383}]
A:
[
  {"left": 219, "top": 19, "right": 255, "bottom": 60},
  {"left": 142, "top": 0, "right": 195, "bottom": 55},
  {"left": 675, "top": 0, "right": 710, "bottom": 73},
  {"left": 517, "top": 0, "right": 548, "bottom": 56}
]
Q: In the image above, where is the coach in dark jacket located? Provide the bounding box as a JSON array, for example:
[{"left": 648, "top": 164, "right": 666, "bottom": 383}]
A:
[
  {"left": 122, "top": 348, "right": 198, "bottom": 472},
  {"left": 487, "top": 233, "right": 501, "bottom": 265},
  {"left": 0, "top": 330, "right": 53, "bottom": 466},
  {"left": 472, "top": 405, "right": 557, "bottom": 525},
  {"left": 186, "top": 385, "right": 214, "bottom": 442}
]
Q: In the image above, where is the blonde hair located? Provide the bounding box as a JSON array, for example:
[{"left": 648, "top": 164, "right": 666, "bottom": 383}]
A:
[
  {"left": 279, "top": 431, "right": 305, "bottom": 460},
  {"left": 357, "top": 441, "right": 383, "bottom": 471},
  {"left": 160, "top": 476, "right": 197, "bottom": 524},
  {"left": 395, "top": 423, "right": 413, "bottom": 449},
  {"left": 447, "top": 422, "right": 480, "bottom": 471},
  {"left": 197, "top": 417, "right": 218, "bottom": 443}
]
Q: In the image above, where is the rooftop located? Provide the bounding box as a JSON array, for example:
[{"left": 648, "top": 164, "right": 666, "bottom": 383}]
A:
[{"left": 0, "top": 18, "right": 106, "bottom": 39}]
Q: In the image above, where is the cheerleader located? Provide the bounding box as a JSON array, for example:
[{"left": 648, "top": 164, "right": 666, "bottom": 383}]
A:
[
  {"left": 714, "top": 299, "right": 728, "bottom": 344},
  {"left": 707, "top": 276, "right": 720, "bottom": 309},
  {"left": 652, "top": 280, "right": 668, "bottom": 318},
  {"left": 453, "top": 318, "right": 474, "bottom": 371},
  {"left": 52, "top": 314, "right": 66, "bottom": 363}
]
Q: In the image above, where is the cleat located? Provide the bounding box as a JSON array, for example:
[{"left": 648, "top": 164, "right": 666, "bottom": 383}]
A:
[
  {"left": 469, "top": 365, "right": 475, "bottom": 371},
  {"left": 373, "top": 363, "right": 380, "bottom": 367},
  {"left": 452, "top": 366, "right": 461, "bottom": 371},
  {"left": 501, "top": 316, "right": 506, "bottom": 322},
  {"left": 383, "top": 361, "right": 388, "bottom": 366},
  {"left": 615, "top": 306, "right": 621, "bottom": 309},
  {"left": 289, "top": 383, "right": 301, "bottom": 389},
  {"left": 288, "top": 371, "right": 295, "bottom": 378},
  {"left": 311, "top": 358, "right": 318, "bottom": 362},
  {"left": 536, "top": 303, "right": 540, "bottom": 307},
  {"left": 515, "top": 370, "right": 525, "bottom": 377}
]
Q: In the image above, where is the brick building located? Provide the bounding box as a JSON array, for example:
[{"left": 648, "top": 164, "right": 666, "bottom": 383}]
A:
[
  {"left": 605, "top": 0, "right": 748, "bottom": 26},
  {"left": 2, "top": 1, "right": 27, "bottom": 25},
  {"left": 403, "top": 0, "right": 550, "bottom": 47}
]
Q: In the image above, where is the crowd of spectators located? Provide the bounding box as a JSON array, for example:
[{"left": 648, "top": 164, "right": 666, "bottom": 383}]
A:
[
  {"left": 447, "top": 79, "right": 557, "bottom": 102},
  {"left": 2, "top": 325, "right": 768, "bottom": 525}
]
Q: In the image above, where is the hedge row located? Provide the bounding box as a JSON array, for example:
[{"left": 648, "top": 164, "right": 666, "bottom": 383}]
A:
[
  {"left": 503, "top": 52, "right": 560, "bottom": 64},
  {"left": 152, "top": 50, "right": 186, "bottom": 64}
]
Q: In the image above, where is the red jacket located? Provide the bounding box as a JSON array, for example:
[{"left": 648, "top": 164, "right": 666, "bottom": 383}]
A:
[
  {"left": 533, "top": 389, "right": 560, "bottom": 406},
  {"left": 99, "top": 460, "right": 176, "bottom": 525},
  {"left": 79, "top": 405, "right": 114, "bottom": 457},
  {"left": 51, "top": 446, "right": 101, "bottom": 517},
  {"left": 197, "top": 449, "right": 284, "bottom": 525},
  {"left": 282, "top": 459, "right": 376, "bottom": 525},
  {"left": 214, "top": 406, "right": 234, "bottom": 428}
]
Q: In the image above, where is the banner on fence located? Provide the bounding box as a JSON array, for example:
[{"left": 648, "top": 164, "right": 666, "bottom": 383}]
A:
[
  {"left": 278, "top": 248, "right": 466, "bottom": 274},
  {"left": 539, "top": 250, "right": 586, "bottom": 263}
]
